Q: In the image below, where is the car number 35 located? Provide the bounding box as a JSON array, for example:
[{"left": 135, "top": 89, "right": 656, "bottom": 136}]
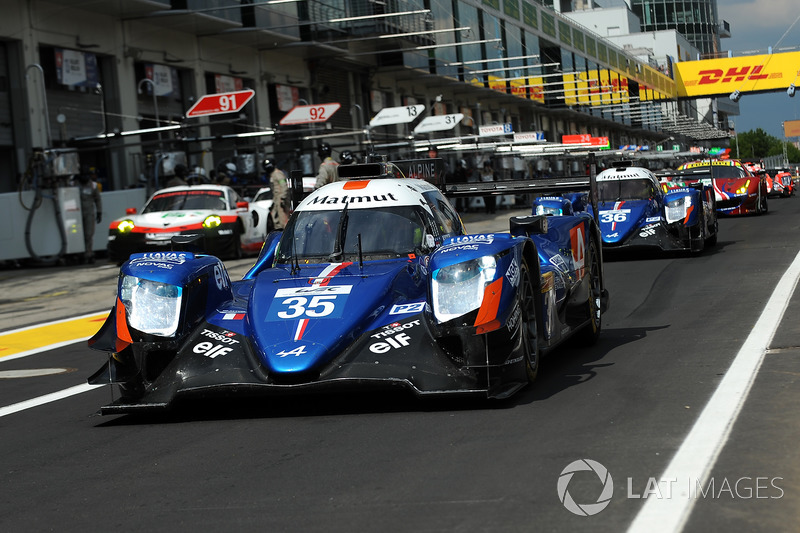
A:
[{"left": 277, "top": 296, "right": 337, "bottom": 319}]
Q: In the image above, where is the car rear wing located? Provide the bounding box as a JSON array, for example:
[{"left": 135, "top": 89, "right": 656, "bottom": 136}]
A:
[
  {"left": 654, "top": 168, "right": 713, "bottom": 180},
  {"left": 439, "top": 154, "right": 602, "bottom": 229},
  {"left": 291, "top": 154, "right": 602, "bottom": 227}
]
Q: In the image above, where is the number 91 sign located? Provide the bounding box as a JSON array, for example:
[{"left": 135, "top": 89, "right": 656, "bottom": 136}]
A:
[{"left": 186, "top": 89, "right": 255, "bottom": 118}]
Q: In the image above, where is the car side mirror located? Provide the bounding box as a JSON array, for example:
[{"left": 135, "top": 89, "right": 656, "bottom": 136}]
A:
[
  {"left": 126, "top": 207, "right": 137, "bottom": 215},
  {"left": 424, "top": 234, "right": 435, "bottom": 251},
  {"left": 236, "top": 201, "right": 249, "bottom": 209}
]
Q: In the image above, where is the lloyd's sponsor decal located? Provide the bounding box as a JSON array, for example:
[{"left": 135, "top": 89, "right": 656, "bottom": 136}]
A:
[
  {"left": 450, "top": 234, "right": 494, "bottom": 245},
  {"left": 130, "top": 251, "right": 192, "bottom": 266}
]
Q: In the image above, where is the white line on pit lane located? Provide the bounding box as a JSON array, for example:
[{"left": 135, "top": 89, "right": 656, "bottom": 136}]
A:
[
  {"left": 0, "top": 383, "right": 102, "bottom": 418},
  {"left": 627, "top": 248, "right": 800, "bottom": 533},
  {"left": 0, "top": 313, "right": 106, "bottom": 416}
]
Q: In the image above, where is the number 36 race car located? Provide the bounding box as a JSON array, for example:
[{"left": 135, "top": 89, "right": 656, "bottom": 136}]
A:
[
  {"left": 88, "top": 160, "right": 609, "bottom": 414},
  {"left": 533, "top": 164, "right": 718, "bottom": 253}
]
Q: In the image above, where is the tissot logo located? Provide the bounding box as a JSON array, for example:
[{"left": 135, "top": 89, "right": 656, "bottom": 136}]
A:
[{"left": 695, "top": 66, "right": 770, "bottom": 85}]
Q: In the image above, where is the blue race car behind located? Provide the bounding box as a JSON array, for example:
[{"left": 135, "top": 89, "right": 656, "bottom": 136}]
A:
[
  {"left": 88, "top": 159, "right": 609, "bottom": 414},
  {"left": 533, "top": 163, "right": 718, "bottom": 253}
]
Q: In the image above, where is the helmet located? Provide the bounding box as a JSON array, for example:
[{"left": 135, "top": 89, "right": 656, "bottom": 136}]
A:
[
  {"left": 174, "top": 163, "right": 187, "bottom": 177},
  {"left": 262, "top": 158, "right": 275, "bottom": 174},
  {"left": 317, "top": 142, "right": 332, "bottom": 159},
  {"left": 340, "top": 150, "right": 354, "bottom": 165},
  {"left": 225, "top": 162, "right": 237, "bottom": 173}
]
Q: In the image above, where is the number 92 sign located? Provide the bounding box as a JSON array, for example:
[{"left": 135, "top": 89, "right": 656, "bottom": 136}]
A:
[{"left": 279, "top": 103, "right": 341, "bottom": 126}]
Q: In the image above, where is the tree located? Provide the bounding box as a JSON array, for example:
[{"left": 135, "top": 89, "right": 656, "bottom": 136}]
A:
[{"left": 732, "top": 128, "right": 800, "bottom": 163}]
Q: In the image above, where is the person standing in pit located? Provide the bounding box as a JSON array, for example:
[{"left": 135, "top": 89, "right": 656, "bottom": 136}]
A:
[
  {"left": 263, "top": 158, "right": 291, "bottom": 230},
  {"left": 78, "top": 167, "right": 103, "bottom": 264},
  {"left": 314, "top": 143, "right": 339, "bottom": 189}
]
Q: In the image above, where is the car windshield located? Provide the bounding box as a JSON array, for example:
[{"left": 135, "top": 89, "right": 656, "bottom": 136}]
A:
[
  {"left": 712, "top": 166, "right": 748, "bottom": 179},
  {"left": 276, "top": 206, "right": 428, "bottom": 263},
  {"left": 253, "top": 189, "right": 272, "bottom": 202},
  {"left": 598, "top": 179, "right": 656, "bottom": 202},
  {"left": 143, "top": 190, "right": 228, "bottom": 213}
]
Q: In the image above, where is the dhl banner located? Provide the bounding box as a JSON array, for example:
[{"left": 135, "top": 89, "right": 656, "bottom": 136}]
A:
[
  {"left": 562, "top": 71, "right": 631, "bottom": 106},
  {"left": 599, "top": 69, "right": 611, "bottom": 105},
  {"left": 509, "top": 77, "right": 527, "bottom": 99},
  {"left": 488, "top": 74, "right": 505, "bottom": 93},
  {"left": 675, "top": 50, "right": 800, "bottom": 97},
  {"left": 528, "top": 75, "right": 545, "bottom": 103},
  {"left": 562, "top": 73, "right": 577, "bottom": 105}
]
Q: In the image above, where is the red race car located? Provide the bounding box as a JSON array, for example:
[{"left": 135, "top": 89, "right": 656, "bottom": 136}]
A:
[
  {"left": 766, "top": 169, "right": 795, "bottom": 197},
  {"left": 675, "top": 160, "right": 768, "bottom": 215}
]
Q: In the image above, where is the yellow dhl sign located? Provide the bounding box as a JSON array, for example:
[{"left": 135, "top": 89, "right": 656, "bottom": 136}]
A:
[{"left": 675, "top": 51, "right": 800, "bottom": 97}]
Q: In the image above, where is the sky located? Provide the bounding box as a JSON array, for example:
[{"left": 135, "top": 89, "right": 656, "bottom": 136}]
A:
[{"left": 716, "top": 0, "right": 800, "bottom": 137}]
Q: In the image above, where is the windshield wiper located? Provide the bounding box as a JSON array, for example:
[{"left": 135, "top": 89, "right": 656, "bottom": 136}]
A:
[{"left": 327, "top": 201, "right": 349, "bottom": 262}]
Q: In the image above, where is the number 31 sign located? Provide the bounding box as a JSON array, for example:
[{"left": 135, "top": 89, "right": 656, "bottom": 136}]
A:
[{"left": 279, "top": 103, "right": 341, "bottom": 125}]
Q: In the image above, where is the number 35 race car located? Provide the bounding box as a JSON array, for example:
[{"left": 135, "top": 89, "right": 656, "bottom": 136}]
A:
[{"left": 88, "top": 160, "right": 609, "bottom": 414}]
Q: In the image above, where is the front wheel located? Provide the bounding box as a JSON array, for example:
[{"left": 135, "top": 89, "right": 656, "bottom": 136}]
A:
[
  {"left": 519, "top": 260, "right": 539, "bottom": 383},
  {"left": 576, "top": 237, "right": 602, "bottom": 346}
]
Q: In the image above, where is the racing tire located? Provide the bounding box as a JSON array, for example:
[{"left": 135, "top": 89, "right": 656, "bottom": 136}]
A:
[
  {"left": 231, "top": 230, "right": 243, "bottom": 259},
  {"left": 575, "top": 237, "right": 602, "bottom": 346},
  {"left": 705, "top": 229, "right": 717, "bottom": 248},
  {"left": 519, "top": 260, "right": 539, "bottom": 383}
]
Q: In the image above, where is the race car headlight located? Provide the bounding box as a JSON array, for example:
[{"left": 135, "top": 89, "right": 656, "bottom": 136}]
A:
[
  {"left": 117, "top": 220, "right": 135, "bottom": 233},
  {"left": 203, "top": 215, "right": 222, "bottom": 229},
  {"left": 431, "top": 256, "right": 497, "bottom": 322},
  {"left": 535, "top": 205, "right": 562, "bottom": 216},
  {"left": 736, "top": 180, "right": 751, "bottom": 195},
  {"left": 665, "top": 197, "right": 688, "bottom": 224},
  {"left": 120, "top": 275, "right": 183, "bottom": 337}
]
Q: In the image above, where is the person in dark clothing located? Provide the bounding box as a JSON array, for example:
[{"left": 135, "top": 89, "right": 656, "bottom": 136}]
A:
[
  {"left": 479, "top": 160, "right": 497, "bottom": 214},
  {"left": 452, "top": 159, "right": 470, "bottom": 212},
  {"left": 78, "top": 168, "right": 103, "bottom": 263},
  {"left": 166, "top": 163, "right": 188, "bottom": 188}
]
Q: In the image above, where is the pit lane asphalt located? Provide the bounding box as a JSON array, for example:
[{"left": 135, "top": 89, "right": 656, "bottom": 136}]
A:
[{"left": 1, "top": 200, "right": 800, "bottom": 532}]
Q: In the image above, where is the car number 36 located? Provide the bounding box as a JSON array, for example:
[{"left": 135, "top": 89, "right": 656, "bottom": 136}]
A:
[
  {"left": 600, "top": 212, "right": 628, "bottom": 223},
  {"left": 277, "top": 296, "right": 337, "bottom": 319}
]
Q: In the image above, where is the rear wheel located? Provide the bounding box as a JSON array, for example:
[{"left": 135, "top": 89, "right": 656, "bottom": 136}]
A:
[
  {"left": 576, "top": 237, "right": 602, "bottom": 346},
  {"left": 519, "top": 260, "right": 539, "bottom": 383}
]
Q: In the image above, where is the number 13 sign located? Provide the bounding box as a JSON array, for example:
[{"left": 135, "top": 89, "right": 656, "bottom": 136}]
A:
[{"left": 279, "top": 103, "right": 341, "bottom": 125}]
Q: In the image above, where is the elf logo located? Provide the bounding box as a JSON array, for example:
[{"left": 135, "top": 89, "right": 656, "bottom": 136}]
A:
[
  {"left": 193, "top": 341, "right": 234, "bottom": 359},
  {"left": 695, "top": 66, "right": 770, "bottom": 85},
  {"left": 369, "top": 333, "right": 411, "bottom": 354}
]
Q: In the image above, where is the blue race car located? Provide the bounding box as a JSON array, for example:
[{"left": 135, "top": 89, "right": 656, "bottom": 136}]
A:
[
  {"left": 533, "top": 164, "right": 718, "bottom": 253},
  {"left": 88, "top": 160, "right": 608, "bottom": 413}
]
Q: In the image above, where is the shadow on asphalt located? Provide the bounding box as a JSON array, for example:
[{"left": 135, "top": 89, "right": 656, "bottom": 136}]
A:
[
  {"left": 602, "top": 239, "right": 738, "bottom": 262},
  {"left": 510, "top": 324, "right": 670, "bottom": 407}
]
